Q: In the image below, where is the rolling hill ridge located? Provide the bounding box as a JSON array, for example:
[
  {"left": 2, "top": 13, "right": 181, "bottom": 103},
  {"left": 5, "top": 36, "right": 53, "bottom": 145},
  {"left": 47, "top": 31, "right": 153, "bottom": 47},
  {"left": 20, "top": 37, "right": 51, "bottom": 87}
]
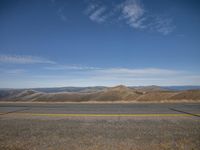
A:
[{"left": 0, "top": 85, "right": 200, "bottom": 102}]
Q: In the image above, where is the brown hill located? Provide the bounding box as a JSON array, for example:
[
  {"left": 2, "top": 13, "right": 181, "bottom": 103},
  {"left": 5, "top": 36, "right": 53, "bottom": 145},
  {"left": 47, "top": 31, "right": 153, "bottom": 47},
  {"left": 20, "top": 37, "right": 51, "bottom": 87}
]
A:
[
  {"left": 136, "top": 91, "right": 177, "bottom": 102},
  {"left": 88, "top": 85, "right": 142, "bottom": 101},
  {"left": 133, "top": 85, "right": 168, "bottom": 92},
  {"left": 170, "top": 90, "right": 200, "bottom": 100},
  {"left": 0, "top": 85, "right": 200, "bottom": 102}
]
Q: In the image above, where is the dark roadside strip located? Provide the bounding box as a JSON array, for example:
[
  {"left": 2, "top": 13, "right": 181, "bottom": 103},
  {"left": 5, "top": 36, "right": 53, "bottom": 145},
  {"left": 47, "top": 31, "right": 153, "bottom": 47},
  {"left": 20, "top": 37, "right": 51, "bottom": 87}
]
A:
[
  {"left": 169, "top": 108, "right": 200, "bottom": 118},
  {"left": 0, "top": 108, "right": 31, "bottom": 116},
  {"left": 0, "top": 105, "right": 68, "bottom": 109}
]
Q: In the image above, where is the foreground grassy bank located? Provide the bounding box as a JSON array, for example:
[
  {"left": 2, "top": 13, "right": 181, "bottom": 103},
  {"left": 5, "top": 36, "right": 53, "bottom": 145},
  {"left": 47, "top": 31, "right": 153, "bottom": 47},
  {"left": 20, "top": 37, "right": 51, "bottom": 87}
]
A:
[{"left": 0, "top": 118, "right": 199, "bottom": 150}]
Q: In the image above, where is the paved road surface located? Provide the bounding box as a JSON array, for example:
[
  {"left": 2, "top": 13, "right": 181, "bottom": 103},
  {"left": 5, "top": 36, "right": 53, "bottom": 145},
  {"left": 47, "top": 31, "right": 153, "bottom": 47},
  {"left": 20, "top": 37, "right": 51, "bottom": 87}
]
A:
[{"left": 0, "top": 103, "right": 200, "bottom": 117}]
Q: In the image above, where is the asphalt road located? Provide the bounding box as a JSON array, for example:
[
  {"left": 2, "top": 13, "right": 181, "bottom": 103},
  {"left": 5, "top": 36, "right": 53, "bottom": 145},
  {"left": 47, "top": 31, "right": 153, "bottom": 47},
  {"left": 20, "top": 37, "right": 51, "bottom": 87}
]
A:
[
  {"left": 0, "top": 103, "right": 200, "bottom": 117},
  {"left": 1, "top": 103, "right": 200, "bottom": 150}
]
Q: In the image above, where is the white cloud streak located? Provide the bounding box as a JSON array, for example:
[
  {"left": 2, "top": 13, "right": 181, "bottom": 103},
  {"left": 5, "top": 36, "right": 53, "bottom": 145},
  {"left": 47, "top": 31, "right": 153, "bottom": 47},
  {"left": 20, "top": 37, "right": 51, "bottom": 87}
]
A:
[
  {"left": 119, "top": 0, "right": 175, "bottom": 35},
  {"left": 120, "top": 0, "right": 145, "bottom": 29},
  {"left": 0, "top": 53, "right": 197, "bottom": 86},
  {"left": 45, "top": 64, "right": 100, "bottom": 70},
  {"left": 85, "top": 0, "right": 175, "bottom": 35},
  {"left": 95, "top": 68, "right": 180, "bottom": 77},
  {"left": 152, "top": 17, "right": 175, "bottom": 35},
  {"left": 0, "top": 54, "right": 56, "bottom": 64},
  {"left": 85, "top": 3, "right": 98, "bottom": 14},
  {"left": 45, "top": 64, "right": 184, "bottom": 79},
  {"left": 57, "top": 7, "right": 67, "bottom": 22},
  {"left": 89, "top": 7, "right": 106, "bottom": 23},
  {"left": 0, "top": 68, "right": 26, "bottom": 75},
  {"left": 87, "top": 5, "right": 108, "bottom": 23},
  {"left": 1, "top": 64, "right": 199, "bottom": 87},
  {"left": 41, "top": 67, "right": 200, "bottom": 86}
]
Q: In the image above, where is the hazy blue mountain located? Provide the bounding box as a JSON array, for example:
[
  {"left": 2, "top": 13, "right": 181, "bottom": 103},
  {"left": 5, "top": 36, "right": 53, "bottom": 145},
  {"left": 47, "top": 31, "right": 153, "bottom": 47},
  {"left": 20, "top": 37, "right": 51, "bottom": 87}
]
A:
[
  {"left": 33, "top": 86, "right": 107, "bottom": 93},
  {"left": 163, "top": 86, "right": 200, "bottom": 91}
]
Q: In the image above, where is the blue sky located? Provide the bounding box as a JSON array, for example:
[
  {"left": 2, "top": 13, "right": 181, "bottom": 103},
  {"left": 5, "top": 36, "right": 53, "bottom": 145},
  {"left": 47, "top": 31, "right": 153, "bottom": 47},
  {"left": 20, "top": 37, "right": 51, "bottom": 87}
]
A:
[{"left": 0, "top": 0, "right": 200, "bottom": 88}]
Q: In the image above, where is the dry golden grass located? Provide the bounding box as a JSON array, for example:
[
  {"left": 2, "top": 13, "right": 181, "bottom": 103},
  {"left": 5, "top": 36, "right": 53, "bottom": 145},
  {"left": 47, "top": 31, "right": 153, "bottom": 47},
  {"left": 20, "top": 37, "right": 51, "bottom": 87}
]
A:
[{"left": 0, "top": 118, "right": 199, "bottom": 150}]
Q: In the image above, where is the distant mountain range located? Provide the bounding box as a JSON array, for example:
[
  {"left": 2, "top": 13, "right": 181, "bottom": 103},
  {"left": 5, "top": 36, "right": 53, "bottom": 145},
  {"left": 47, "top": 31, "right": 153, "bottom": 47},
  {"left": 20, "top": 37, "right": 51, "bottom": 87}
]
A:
[
  {"left": 0, "top": 85, "right": 200, "bottom": 102},
  {"left": 1, "top": 85, "right": 200, "bottom": 93},
  {"left": 163, "top": 86, "right": 200, "bottom": 91}
]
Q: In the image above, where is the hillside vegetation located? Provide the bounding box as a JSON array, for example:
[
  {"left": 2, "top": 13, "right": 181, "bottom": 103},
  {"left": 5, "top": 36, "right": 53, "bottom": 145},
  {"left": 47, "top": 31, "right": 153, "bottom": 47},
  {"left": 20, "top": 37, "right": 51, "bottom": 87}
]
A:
[{"left": 0, "top": 85, "right": 200, "bottom": 102}]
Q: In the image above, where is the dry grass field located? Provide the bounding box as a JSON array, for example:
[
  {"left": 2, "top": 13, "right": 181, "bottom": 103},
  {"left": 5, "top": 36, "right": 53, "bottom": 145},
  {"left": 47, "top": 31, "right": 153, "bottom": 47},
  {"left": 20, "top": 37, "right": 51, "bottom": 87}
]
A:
[{"left": 0, "top": 118, "right": 200, "bottom": 150}]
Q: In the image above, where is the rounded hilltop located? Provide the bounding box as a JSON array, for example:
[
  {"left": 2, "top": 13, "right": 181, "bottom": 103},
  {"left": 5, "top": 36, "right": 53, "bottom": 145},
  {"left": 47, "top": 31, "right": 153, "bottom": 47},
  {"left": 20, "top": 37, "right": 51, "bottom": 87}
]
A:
[{"left": 109, "top": 85, "right": 130, "bottom": 91}]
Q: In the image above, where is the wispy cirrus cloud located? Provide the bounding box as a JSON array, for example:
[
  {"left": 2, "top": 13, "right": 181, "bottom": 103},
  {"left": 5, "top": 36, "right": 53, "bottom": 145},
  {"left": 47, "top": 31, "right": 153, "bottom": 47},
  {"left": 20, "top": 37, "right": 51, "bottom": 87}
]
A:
[
  {"left": 89, "top": 6, "right": 107, "bottom": 23},
  {"left": 152, "top": 16, "right": 175, "bottom": 35},
  {"left": 45, "top": 65, "right": 182, "bottom": 77},
  {"left": 0, "top": 54, "right": 56, "bottom": 64},
  {"left": 0, "top": 68, "right": 26, "bottom": 74},
  {"left": 85, "top": 0, "right": 175, "bottom": 35},
  {"left": 28, "top": 67, "right": 200, "bottom": 87},
  {"left": 119, "top": 0, "right": 145, "bottom": 29},
  {"left": 95, "top": 68, "right": 180, "bottom": 77},
  {"left": 0, "top": 58, "right": 199, "bottom": 87},
  {"left": 57, "top": 7, "right": 67, "bottom": 22},
  {"left": 118, "top": 0, "right": 175, "bottom": 35},
  {"left": 50, "top": 0, "right": 67, "bottom": 22},
  {"left": 85, "top": 3, "right": 108, "bottom": 23},
  {"left": 1, "top": 54, "right": 196, "bottom": 86},
  {"left": 45, "top": 64, "right": 100, "bottom": 70}
]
